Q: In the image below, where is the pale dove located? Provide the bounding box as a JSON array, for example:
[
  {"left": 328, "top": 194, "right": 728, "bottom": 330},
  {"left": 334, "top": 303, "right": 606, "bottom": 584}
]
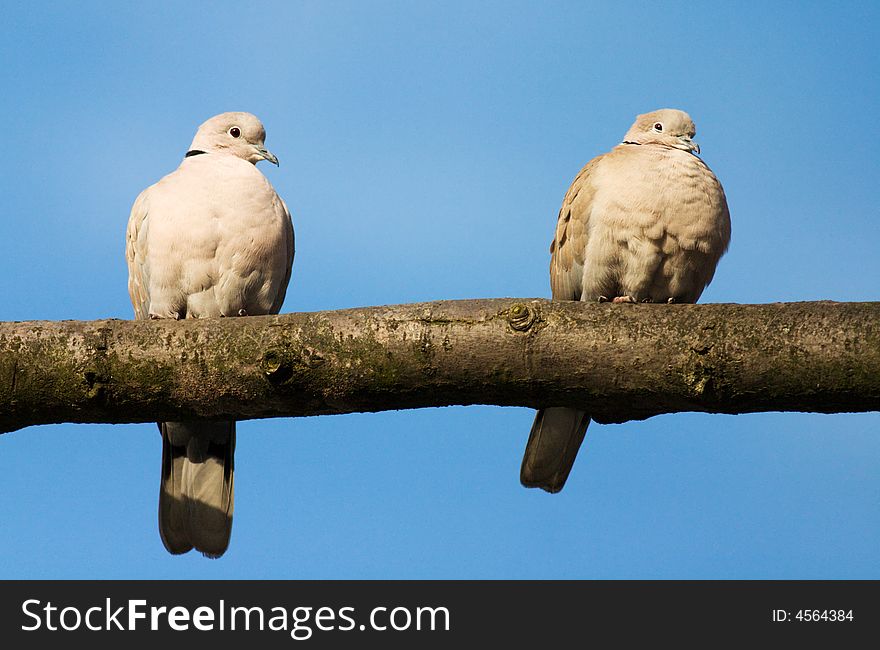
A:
[
  {"left": 521, "top": 108, "right": 730, "bottom": 493},
  {"left": 126, "top": 112, "right": 294, "bottom": 556}
]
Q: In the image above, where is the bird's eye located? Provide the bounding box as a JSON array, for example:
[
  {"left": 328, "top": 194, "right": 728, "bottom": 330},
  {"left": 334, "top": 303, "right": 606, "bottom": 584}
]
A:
[
  {"left": 229, "top": 127, "right": 241, "bottom": 138},
  {"left": 653, "top": 122, "right": 663, "bottom": 132}
]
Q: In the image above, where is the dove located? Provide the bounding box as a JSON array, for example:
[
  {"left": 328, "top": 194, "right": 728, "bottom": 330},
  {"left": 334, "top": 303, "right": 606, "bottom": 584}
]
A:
[
  {"left": 125, "top": 112, "right": 294, "bottom": 556},
  {"left": 521, "top": 108, "right": 730, "bottom": 493}
]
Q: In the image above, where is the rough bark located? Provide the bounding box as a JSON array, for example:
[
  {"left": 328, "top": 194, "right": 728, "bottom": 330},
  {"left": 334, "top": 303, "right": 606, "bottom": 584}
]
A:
[{"left": 0, "top": 299, "right": 877, "bottom": 433}]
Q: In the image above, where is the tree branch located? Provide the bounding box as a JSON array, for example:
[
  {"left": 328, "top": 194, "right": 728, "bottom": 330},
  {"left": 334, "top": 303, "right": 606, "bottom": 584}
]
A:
[{"left": 1, "top": 299, "right": 877, "bottom": 433}]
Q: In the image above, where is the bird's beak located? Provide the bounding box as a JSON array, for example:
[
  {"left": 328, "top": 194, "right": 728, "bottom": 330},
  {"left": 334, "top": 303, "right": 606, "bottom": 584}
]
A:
[
  {"left": 679, "top": 136, "right": 700, "bottom": 155},
  {"left": 256, "top": 146, "right": 279, "bottom": 166}
]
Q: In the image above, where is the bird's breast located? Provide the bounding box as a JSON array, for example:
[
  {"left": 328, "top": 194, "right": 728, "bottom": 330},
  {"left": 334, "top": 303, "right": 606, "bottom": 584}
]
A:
[
  {"left": 144, "top": 158, "right": 291, "bottom": 317},
  {"left": 595, "top": 147, "right": 728, "bottom": 247}
]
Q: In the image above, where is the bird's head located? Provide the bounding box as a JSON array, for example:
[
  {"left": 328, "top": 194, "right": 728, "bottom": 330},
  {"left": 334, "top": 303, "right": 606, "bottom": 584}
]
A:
[
  {"left": 622, "top": 108, "right": 700, "bottom": 155},
  {"left": 188, "top": 112, "right": 279, "bottom": 165}
]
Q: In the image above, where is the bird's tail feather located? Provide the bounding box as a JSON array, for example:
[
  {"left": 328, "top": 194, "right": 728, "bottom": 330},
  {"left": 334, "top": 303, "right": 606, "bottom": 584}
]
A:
[
  {"left": 158, "top": 436, "right": 192, "bottom": 555},
  {"left": 159, "top": 421, "right": 235, "bottom": 558},
  {"left": 520, "top": 407, "right": 590, "bottom": 493}
]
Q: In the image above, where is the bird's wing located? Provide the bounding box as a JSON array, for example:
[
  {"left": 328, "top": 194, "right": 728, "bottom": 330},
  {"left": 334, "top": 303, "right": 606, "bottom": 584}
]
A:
[
  {"left": 125, "top": 187, "right": 152, "bottom": 320},
  {"left": 269, "top": 196, "right": 295, "bottom": 315},
  {"left": 549, "top": 158, "right": 600, "bottom": 301}
]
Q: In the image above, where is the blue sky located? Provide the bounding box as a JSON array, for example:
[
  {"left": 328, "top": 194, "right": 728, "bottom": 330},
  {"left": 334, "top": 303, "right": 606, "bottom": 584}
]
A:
[{"left": 0, "top": 1, "right": 877, "bottom": 578}]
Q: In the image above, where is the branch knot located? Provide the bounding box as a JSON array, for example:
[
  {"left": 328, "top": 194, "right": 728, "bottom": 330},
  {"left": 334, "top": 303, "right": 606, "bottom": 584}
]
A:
[{"left": 507, "top": 303, "right": 537, "bottom": 332}]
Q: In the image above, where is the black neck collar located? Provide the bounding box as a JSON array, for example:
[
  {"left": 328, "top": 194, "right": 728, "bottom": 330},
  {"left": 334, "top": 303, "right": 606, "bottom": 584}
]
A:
[{"left": 185, "top": 149, "right": 208, "bottom": 158}]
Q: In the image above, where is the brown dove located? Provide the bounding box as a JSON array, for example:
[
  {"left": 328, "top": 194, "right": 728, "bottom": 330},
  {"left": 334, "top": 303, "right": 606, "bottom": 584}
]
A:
[
  {"left": 521, "top": 108, "right": 730, "bottom": 493},
  {"left": 126, "top": 112, "right": 294, "bottom": 556}
]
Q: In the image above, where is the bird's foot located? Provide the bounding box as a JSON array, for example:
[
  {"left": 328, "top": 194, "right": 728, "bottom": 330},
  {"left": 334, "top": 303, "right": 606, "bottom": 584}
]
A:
[
  {"left": 598, "top": 295, "right": 609, "bottom": 303},
  {"left": 667, "top": 297, "right": 676, "bottom": 304},
  {"left": 611, "top": 295, "right": 636, "bottom": 304},
  {"left": 148, "top": 311, "right": 183, "bottom": 320},
  {"left": 238, "top": 309, "right": 248, "bottom": 317}
]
